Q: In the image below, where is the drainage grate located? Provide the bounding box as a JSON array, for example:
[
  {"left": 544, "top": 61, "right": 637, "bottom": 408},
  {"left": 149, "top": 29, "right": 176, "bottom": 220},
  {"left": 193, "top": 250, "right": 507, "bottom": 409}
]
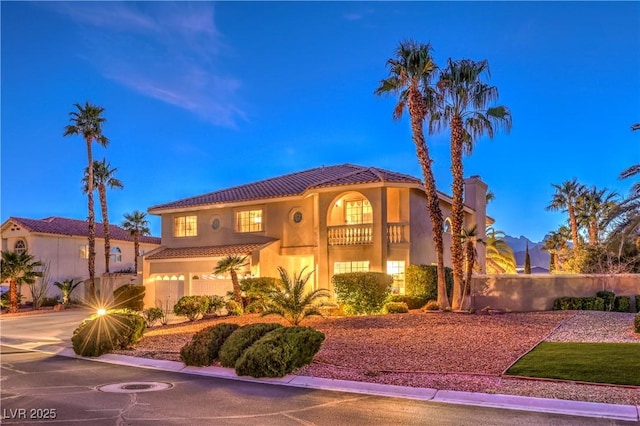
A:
[{"left": 97, "top": 382, "right": 174, "bottom": 394}]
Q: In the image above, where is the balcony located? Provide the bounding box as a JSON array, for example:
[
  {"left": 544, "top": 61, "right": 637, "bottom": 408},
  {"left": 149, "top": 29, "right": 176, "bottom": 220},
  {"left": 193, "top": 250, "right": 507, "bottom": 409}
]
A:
[{"left": 327, "top": 223, "right": 407, "bottom": 246}]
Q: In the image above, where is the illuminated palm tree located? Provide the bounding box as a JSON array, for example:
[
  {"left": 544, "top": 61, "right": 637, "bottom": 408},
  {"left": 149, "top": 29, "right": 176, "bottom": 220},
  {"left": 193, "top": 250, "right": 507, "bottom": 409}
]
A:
[
  {"left": 542, "top": 226, "right": 571, "bottom": 272},
  {"left": 546, "top": 178, "right": 586, "bottom": 249},
  {"left": 484, "top": 227, "right": 516, "bottom": 274},
  {"left": 430, "top": 58, "right": 512, "bottom": 309},
  {"left": 214, "top": 255, "right": 248, "bottom": 308},
  {"left": 84, "top": 159, "right": 123, "bottom": 273},
  {"left": 375, "top": 40, "right": 450, "bottom": 309},
  {"left": 121, "top": 211, "right": 150, "bottom": 274},
  {"left": 1, "top": 251, "right": 43, "bottom": 313},
  {"left": 64, "top": 102, "right": 109, "bottom": 300}
]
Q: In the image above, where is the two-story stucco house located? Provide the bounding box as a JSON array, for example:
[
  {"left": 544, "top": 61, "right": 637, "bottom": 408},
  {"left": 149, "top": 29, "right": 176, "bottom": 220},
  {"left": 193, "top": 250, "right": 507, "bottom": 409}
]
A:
[
  {"left": 142, "top": 164, "right": 488, "bottom": 307},
  {"left": 1, "top": 216, "right": 161, "bottom": 300}
]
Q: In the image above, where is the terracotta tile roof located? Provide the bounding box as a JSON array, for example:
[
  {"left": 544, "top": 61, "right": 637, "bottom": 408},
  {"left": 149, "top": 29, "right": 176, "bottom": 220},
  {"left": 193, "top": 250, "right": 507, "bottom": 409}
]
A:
[
  {"left": 149, "top": 164, "right": 421, "bottom": 211},
  {"left": 5, "top": 216, "right": 161, "bottom": 245},
  {"left": 145, "top": 243, "right": 265, "bottom": 260}
]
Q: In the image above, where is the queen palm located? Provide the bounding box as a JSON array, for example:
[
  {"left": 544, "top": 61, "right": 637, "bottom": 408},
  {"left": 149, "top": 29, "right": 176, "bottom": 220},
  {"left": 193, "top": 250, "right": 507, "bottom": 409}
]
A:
[
  {"left": 375, "top": 40, "right": 450, "bottom": 309},
  {"left": 121, "top": 210, "right": 150, "bottom": 274},
  {"left": 64, "top": 102, "right": 109, "bottom": 300},
  {"left": 84, "top": 159, "right": 123, "bottom": 273},
  {"left": 430, "top": 58, "right": 511, "bottom": 310},
  {"left": 546, "top": 178, "right": 586, "bottom": 249},
  {"left": 214, "top": 255, "right": 248, "bottom": 308},
  {"left": 1, "top": 250, "right": 43, "bottom": 313}
]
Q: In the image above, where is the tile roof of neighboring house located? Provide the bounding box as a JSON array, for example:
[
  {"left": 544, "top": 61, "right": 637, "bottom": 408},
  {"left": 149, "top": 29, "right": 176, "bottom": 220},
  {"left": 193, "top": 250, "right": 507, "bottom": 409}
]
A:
[
  {"left": 5, "top": 217, "right": 161, "bottom": 245},
  {"left": 145, "top": 243, "right": 265, "bottom": 260},
  {"left": 149, "top": 164, "right": 422, "bottom": 211}
]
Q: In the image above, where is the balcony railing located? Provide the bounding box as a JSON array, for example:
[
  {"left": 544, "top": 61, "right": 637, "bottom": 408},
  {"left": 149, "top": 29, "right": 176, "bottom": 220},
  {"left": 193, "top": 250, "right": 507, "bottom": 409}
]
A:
[
  {"left": 328, "top": 224, "right": 372, "bottom": 245},
  {"left": 327, "top": 223, "right": 408, "bottom": 246}
]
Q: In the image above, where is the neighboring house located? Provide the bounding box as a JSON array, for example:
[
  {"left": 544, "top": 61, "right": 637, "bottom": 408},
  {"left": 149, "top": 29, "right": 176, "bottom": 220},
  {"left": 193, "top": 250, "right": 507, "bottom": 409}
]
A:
[
  {"left": 142, "top": 164, "right": 489, "bottom": 307},
  {"left": 1, "top": 216, "right": 161, "bottom": 300}
]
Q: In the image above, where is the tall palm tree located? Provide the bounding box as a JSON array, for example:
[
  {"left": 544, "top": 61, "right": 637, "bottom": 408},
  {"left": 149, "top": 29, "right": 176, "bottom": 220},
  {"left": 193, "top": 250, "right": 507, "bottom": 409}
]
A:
[
  {"left": 546, "top": 178, "right": 585, "bottom": 249},
  {"left": 214, "top": 255, "right": 248, "bottom": 307},
  {"left": 1, "top": 250, "right": 43, "bottom": 313},
  {"left": 84, "top": 159, "right": 123, "bottom": 273},
  {"left": 484, "top": 227, "right": 516, "bottom": 274},
  {"left": 121, "top": 210, "right": 150, "bottom": 274},
  {"left": 64, "top": 102, "right": 109, "bottom": 300},
  {"left": 429, "top": 58, "right": 512, "bottom": 310},
  {"left": 261, "top": 267, "right": 330, "bottom": 326},
  {"left": 375, "top": 40, "right": 450, "bottom": 309},
  {"left": 576, "top": 186, "right": 619, "bottom": 246}
]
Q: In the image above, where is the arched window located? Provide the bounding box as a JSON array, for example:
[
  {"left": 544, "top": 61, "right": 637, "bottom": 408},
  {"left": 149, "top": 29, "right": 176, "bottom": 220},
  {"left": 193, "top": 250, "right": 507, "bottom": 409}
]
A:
[
  {"left": 14, "top": 239, "right": 26, "bottom": 254},
  {"left": 443, "top": 218, "right": 452, "bottom": 234},
  {"left": 110, "top": 247, "right": 122, "bottom": 263}
]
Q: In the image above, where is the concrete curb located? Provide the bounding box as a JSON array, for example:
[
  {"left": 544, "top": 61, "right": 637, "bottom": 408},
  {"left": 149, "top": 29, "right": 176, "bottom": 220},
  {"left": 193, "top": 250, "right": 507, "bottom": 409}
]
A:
[{"left": 3, "top": 342, "right": 639, "bottom": 422}]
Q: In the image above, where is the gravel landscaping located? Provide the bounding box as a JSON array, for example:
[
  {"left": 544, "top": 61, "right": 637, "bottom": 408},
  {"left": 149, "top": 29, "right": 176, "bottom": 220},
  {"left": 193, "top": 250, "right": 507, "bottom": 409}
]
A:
[{"left": 117, "top": 310, "right": 640, "bottom": 406}]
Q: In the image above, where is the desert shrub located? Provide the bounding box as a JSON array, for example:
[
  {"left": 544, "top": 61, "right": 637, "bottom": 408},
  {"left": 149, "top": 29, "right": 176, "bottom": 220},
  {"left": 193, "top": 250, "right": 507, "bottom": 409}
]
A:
[
  {"left": 596, "top": 291, "right": 615, "bottom": 311},
  {"left": 332, "top": 272, "right": 393, "bottom": 315},
  {"left": 113, "top": 284, "right": 145, "bottom": 311},
  {"left": 581, "top": 297, "right": 605, "bottom": 311},
  {"left": 174, "top": 295, "right": 210, "bottom": 321},
  {"left": 405, "top": 265, "right": 453, "bottom": 302},
  {"left": 614, "top": 296, "right": 631, "bottom": 313},
  {"left": 240, "top": 277, "right": 279, "bottom": 312},
  {"left": 225, "top": 300, "right": 243, "bottom": 316},
  {"left": 72, "top": 310, "right": 145, "bottom": 357},
  {"left": 388, "top": 295, "right": 427, "bottom": 310},
  {"left": 180, "top": 323, "right": 239, "bottom": 366},
  {"left": 552, "top": 297, "right": 584, "bottom": 310},
  {"left": 206, "top": 295, "right": 226, "bottom": 315},
  {"left": 235, "top": 326, "right": 325, "bottom": 378},
  {"left": 423, "top": 300, "right": 440, "bottom": 311},
  {"left": 634, "top": 313, "right": 640, "bottom": 333},
  {"left": 218, "top": 323, "right": 283, "bottom": 368},
  {"left": 143, "top": 307, "right": 163, "bottom": 327},
  {"left": 41, "top": 297, "right": 60, "bottom": 307},
  {"left": 383, "top": 302, "right": 409, "bottom": 314}
]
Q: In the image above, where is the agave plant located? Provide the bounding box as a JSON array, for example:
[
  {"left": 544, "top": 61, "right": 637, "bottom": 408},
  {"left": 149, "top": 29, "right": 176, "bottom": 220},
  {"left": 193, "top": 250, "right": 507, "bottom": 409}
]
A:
[
  {"left": 54, "top": 278, "right": 83, "bottom": 305},
  {"left": 261, "top": 267, "right": 330, "bottom": 326}
]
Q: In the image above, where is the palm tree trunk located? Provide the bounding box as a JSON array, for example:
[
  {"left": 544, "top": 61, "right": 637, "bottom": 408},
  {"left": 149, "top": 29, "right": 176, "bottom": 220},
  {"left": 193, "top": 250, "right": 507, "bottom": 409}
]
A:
[
  {"left": 463, "top": 241, "right": 475, "bottom": 306},
  {"left": 133, "top": 231, "right": 139, "bottom": 274},
  {"left": 589, "top": 221, "right": 598, "bottom": 246},
  {"left": 8, "top": 279, "right": 18, "bottom": 314},
  {"left": 450, "top": 115, "right": 465, "bottom": 310},
  {"left": 86, "top": 139, "right": 96, "bottom": 302},
  {"left": 99, "top": 184, "right": 111, "bottom": 273},
  {"left": 408, "top": 86, "right": 450, "bottom": 309},
  {"left": 568, "top": 204, "right": 579, "bottom": 248},
  {"left": 230, "top": 270, "right": 243, "bottom": 307}
]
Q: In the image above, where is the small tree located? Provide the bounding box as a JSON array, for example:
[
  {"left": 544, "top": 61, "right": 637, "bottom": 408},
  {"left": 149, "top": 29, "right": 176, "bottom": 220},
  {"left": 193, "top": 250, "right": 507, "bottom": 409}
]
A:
[
  {"left": 54, "top": 278, "right": 83, "bottom": 305},
  {"left": 261, "top": 267, "right": 329, "bottom": 326},
  {"left": 524, "top": 243, "right": 532, "bottom": 274},
  {"left": 1, "top": 250, "right": 43, "bottom": 313},
  {"left": 213, "top": 255, "right": 248, "bottom": 308}
]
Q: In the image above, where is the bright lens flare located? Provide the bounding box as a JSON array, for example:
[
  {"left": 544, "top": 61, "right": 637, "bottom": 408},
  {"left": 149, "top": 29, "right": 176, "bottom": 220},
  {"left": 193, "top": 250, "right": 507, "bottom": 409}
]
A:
[{"left": 97, "top": 308, "right": 107, "bottom": 316}]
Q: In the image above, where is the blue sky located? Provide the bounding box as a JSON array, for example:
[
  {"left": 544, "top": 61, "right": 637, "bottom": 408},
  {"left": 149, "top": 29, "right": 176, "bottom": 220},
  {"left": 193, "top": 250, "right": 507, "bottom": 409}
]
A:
[{"left": 2, "top": 1, "right": 638, "bottom": 243}]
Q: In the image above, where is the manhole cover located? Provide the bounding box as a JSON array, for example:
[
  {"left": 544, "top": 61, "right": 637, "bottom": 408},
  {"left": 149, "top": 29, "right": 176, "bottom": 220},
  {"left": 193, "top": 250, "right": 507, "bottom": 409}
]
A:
[{"left": 96, "top": 382, "right": 174, "bottom": 394}]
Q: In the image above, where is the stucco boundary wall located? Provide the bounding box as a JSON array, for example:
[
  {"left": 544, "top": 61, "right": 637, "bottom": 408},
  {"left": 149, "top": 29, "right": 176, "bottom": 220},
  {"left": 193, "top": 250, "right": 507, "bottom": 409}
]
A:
[{"left": 470, "top": 274, "right": 640, "bottom": 312}]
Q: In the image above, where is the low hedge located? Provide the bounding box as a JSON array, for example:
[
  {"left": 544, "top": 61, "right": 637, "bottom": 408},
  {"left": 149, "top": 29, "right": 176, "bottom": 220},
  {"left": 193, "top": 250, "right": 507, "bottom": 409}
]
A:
[
  {"left": 235, "top": 326, "right": 325, "bottom": 378},
  {"left": 383, "top": 302, "right": 409, "bottom": 314},
  {"left": 596, "top": 291, "right": 615, "bottom": 311},
  {"left": 332, "top": 272, "right": 392, "bottom": 315},
  {"left": 180, "top": 323, "right": 239, "bottom": 366},
  {"left": 552, "top": 296, "right": 605, "bottom": 311},
  {"left": 614, "top": 296, "right": 631, "bottom": 313},
  {"left": 387, "top": 295, "right": 427, "bottom": 310},
  {"left": 634, "top": 313, "right": 640, "bottom": 334},
  {"left": 72, "top": 309, "right": 145, "bottom": 357},
  {"left": 113, "top": 284, "right": 145, "bottom": 311},
  {"left": 218, "top": 323, "right": 283, "bottom": 368}
]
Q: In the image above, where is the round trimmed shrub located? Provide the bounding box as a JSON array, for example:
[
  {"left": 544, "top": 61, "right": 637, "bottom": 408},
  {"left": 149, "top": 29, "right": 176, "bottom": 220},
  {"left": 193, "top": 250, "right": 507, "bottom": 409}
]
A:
[
  {"left": 174, "top": 295, "right": 210, "bottom": 321},
  {"left": 388, "top": 295, "right": 427, "bottom": 310},
  {"left": 614, "top": 296, "right": 631, "bottom": 313},
  {"left": 423, "top": 300, "right": 440, "bottom": 311},
  {"left": 72, "top": 310, "right": 145, "bottom": 357},
  {"left": 218, "top": 323, "right": 283, "bottom": 368},
  {"left": 596, "top": 291, "right": 615, "bottom": 311},
  {"left": 332, "top": 272, "right": 393, "bottom": 315},
  {"left": 180, "top": 323, "right": 239, "bottom": 366},
  {"left": 383, "top": 302, "right": 409, "bottom": 314},
  {"left": 206, "top": 295, "right": 226, "bottom": 314},
  {"left": 143, "top": 307, "right": 163, "bottom": 327},
  {"left": 235, "top": 326, "right": 325, "bottom": 378},
  {"left": 113, "top": 284, "right": 145, "bottom": 311}
]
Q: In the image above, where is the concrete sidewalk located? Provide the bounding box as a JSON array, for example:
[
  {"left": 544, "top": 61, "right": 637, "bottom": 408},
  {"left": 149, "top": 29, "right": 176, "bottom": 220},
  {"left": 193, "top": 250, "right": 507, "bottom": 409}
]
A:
[{"left": 5, "top": 341, "right": 639, "bottom": 423}]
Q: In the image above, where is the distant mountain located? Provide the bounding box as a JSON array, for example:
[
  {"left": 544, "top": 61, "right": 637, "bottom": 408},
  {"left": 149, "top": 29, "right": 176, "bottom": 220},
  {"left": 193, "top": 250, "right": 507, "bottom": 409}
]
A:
[{"left": 504, "top": 235, "right": 550, "bottom": 272}]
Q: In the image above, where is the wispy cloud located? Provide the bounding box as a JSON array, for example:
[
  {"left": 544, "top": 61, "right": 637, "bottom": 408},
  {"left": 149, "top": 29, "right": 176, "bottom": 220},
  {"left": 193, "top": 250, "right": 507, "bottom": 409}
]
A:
[
  {"left": 343, "top": 13, "right": 363, "bottom": 21},
  {"left": 51, "top": 2, "right": 245, "bottom": 128}
]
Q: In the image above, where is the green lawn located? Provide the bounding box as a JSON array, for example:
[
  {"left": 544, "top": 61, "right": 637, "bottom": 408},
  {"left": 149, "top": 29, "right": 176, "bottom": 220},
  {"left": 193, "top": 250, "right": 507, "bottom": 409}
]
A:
[{"left": 505, "top": 342, "right": 640, "bottom": 386}]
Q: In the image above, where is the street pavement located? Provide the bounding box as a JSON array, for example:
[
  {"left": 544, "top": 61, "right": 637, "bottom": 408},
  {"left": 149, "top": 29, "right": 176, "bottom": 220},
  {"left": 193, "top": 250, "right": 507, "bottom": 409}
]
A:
[{"left": 0, "top": 309, "right": 640, "bottom": 424}]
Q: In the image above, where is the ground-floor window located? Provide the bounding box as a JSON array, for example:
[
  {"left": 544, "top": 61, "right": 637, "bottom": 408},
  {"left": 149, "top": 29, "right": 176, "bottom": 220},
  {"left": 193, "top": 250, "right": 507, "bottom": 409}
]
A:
[
  {"left": 387, "top": 260, "right": 405, "bottom": 294},
  {"left": 333, "top": 260, "right": 370, "bottom": 275}
]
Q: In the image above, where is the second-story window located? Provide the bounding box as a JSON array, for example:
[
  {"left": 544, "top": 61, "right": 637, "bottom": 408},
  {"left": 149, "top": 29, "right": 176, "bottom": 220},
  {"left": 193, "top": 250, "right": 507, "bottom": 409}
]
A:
[
  {"left": 236, "top": 209, "right": 263, "bottom": 232},
  {"left": 345, "top": 199, "right": 372, "bottom": 224},
  {"left": 174, "top": 215, "right": 197, "bottom": 237}
]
